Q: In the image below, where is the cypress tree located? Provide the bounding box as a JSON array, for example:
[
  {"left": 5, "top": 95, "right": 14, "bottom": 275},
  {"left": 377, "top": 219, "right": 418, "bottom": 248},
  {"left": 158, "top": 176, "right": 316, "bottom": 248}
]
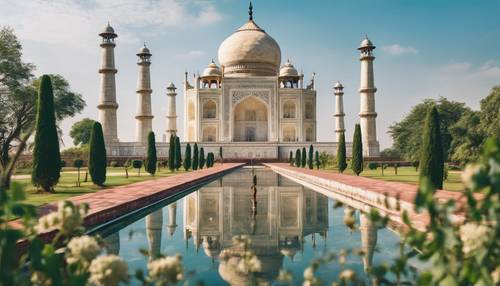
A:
[
  {"left": 419, "top": 106, "right": 444, "bottom": 189},
  {"left": 199, "top": 147, "right": 205, "bottom": 169},
  {"left": 183, "top": 143, "right": 191, "bottom": 171},
  {"left": 315, "top": 150, "right": 320, "bottom": 169},
  {"left": 337, "top": 132, "right": 347, "bottom": 173},
  {"left": 192, "top": 143, "right": 199, "bottom": 170},
  {"left": 289, "top": 151, "right": 294, "bottom": 166},
  {"left": 219, "top": 146, "right": 223, "bottom": 164},
  {"left": 32, "top": 75, "right": 61, "bottom": 192},
  {"left": 295, "top": 149, "right": 301, "bottom": 167},
  {"left": 351, "top": 124, "right": 363, "bottom": 175},
  {"left": 145, "top": 131, "right": 157, "bottom": 175},
  {"left": 175, "top": 136, "right": 182, "bottom": 170},
  {"left": 168, "top": 134, "right": 175, "bottom": 171},
  {"left": 308, "top": 145, "right": 314, "bottom": 169},
  {"left": 301, "top": 147, "right": 307, "bottom": 168},
  {"left": 88, "top": 122, "right": 107, "bottom": 186}
]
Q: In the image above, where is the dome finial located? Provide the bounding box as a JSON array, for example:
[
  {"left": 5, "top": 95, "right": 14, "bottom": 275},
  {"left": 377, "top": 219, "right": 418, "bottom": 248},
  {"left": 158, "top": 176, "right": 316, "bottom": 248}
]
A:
[{"left": 248, "top": 1, "right": 253, "bottom": 20}]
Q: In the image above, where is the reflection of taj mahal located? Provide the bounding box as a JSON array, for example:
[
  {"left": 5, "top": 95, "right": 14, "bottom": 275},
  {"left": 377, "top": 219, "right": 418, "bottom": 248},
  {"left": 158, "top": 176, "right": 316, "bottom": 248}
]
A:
[{"left": 97, "top": 3, "right": 380, "bottom": 159}]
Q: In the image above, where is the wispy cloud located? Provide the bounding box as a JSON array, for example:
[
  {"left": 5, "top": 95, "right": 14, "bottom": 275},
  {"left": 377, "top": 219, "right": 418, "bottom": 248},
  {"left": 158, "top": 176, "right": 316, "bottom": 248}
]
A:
[
  {"left": 440, "top": 60, "right": 500, "bottom": 79},
  {"left": 382, "top": 44, "right": 418, "bottom": 55}
]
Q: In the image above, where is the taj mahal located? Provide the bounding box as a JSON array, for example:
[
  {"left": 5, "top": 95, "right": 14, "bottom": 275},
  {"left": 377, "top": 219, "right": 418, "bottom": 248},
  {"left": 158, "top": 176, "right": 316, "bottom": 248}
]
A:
[{"left": 97, "top": 3, "right": 380, "bottom": 160}]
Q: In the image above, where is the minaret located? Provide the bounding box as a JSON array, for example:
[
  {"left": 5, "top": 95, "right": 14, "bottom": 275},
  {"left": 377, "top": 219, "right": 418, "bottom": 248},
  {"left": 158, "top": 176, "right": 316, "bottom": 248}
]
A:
[
  {"left": 165, "top": 83, "right": 177, "bottom": 139},
  {"left": 358, "top": 36, "right": 380, "bottom": 157},
  {"left": 146, "top": 210, "right": 163, "bottom": 260},
  {"left": 98, "top": 23, "right": 119, "bottom": 143},
  {"left": 135, "top": 44, "right": 153, "bottom": 143},
  {"left": 359, "top": 212, "right": 378, "bottom": 272},
  {"left": 167, "top": 203, "right": 178, "bottom": 236},
  {"left": 334, "top": 82, "right": 345, "bottom": 142}
]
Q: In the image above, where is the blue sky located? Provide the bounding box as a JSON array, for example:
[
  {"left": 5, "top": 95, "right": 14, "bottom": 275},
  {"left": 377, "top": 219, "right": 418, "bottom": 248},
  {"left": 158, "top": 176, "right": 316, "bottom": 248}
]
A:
[{"left": 1, "top": 0, "right": 499, "bottom": 149}]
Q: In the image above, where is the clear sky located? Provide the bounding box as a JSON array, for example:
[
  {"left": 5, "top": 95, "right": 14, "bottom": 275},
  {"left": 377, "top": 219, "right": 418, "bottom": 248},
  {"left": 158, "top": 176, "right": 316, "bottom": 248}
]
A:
[{"left": 1, "top": 0, "right": 499, "bottom": 149}]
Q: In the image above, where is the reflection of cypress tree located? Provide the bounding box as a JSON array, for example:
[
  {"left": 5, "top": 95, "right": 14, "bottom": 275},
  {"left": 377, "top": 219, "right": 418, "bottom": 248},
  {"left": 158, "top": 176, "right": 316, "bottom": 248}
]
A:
[
  {"left": 199, "top": 147, "right": 205, "bottom": 169},
  {"left": 308, "top": 145, "right": 314, "bottom": 169},
  {"left": 168, "top": 135, "right": 175, "bottom": 171},
  {"left": 301, "top": 147, "right": 306, "bottom": 168},
  {"left": 175, "top": 136, "right": 181, "bottom": 170},
  {"left": 31, "top": 75, "right": 61, "bottom": 192},
  {"left": 88, "top": 122, "right": 107, "bottom": 186},
  {"left": 192, "top": 143, "right": 199, "bottom": 170},
  {"left": 183, "top": 143, "right": 191, "bottom": 171},
  {"left": 145, "top": 131, "right": 157, "bottom": 175},
  {"left": 351, "top": 124, "right": 363, "bottom": 175},
  {"left": 419, "top": 106, "right": 444, "bottom": 189},
  {"left": 295, "top": 149, "right": 301, "bottom": 167},
  {"left": 337, "top": 131, "right": 347, "bottom": 173}
]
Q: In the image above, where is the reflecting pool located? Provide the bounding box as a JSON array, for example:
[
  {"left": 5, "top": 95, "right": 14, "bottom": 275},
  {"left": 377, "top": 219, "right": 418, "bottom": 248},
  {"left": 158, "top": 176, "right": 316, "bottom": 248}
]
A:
[{"left": 95, "top": 167, "right": 402, "bottom": 285}]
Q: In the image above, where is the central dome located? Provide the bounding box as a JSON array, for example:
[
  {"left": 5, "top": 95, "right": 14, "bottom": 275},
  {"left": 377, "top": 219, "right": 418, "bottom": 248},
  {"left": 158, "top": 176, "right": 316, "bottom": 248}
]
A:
[{"left": 218, "top": 19, "right": 281, "bottom": 77}]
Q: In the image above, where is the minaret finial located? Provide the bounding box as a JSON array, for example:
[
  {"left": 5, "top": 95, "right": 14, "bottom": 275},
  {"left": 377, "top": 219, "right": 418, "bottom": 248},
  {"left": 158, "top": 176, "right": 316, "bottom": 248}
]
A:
[{"left": 249, "top": 1, "right": 253, "bottom": 20}]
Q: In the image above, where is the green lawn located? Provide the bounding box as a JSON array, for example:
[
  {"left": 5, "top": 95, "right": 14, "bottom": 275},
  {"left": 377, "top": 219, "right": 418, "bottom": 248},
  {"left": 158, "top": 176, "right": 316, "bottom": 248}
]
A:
[
  {"left": 322, "top": 166, "right": 464, "bottom": 192},
  {"left": 12, "top": 167, "right": 188, "bottom": 206}
]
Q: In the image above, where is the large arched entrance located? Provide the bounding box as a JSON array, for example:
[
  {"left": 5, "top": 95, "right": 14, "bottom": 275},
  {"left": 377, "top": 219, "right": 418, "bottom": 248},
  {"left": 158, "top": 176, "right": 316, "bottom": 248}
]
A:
[{"left": 233, "top": 96, "right": 268, "bottom": 142}]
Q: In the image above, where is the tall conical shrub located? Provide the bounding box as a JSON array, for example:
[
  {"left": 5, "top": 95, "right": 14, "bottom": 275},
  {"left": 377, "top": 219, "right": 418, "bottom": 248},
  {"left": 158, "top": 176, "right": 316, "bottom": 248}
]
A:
[
  {"left": 301, "top": 147, "right": 307, "bottom": 168},
  {"left": 168, "top": 134, "right": 175, "bottom": 171},
  {"left": 88, "top": 122, "right": 107, "bottom": 186},
  {"left": 219, "top": 146, "right": 223, "bottom": 164},
  {"left": 145, "top": 131, "right": 157, "bottom": 175},
  {"left": 184, "top": 143, "right": 191, "bottom": 171},
  {"left": 315, "top": 150, "right": 320, "bottom": 169},
  {"left": 199, "top": 147, "right": 205, "bottom": 169},
  {"left": 419, "top": 106, "right": 444, "bottom": 189},
  {"left": 32, "top": 75, "right": 61, "bottom": 192},
  {"left": 289, "top": 151, "right": 294, "bottom": 166},
  {"left": 175, "top": 136, "right": 181, "bottom": 170},
  {"left": 308, "top": 145, "right": 314, "bottom": 169},
  {"left": 192, "top": 143, "right": 199, "bottom": 170},
  {"left": 337, "top": 132, "right": 347, "bottom": 173},
  {"left": 295, "top": 149, "right": 301, "bottom": 167},
  {"left": 351, "top": 124, "right": 363, "bottom": 175}
]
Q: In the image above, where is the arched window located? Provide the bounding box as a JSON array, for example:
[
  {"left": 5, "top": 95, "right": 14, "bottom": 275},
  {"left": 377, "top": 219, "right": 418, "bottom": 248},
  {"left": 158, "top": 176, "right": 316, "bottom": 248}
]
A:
[
  {"left": 305, "top": 127, "right": 314, "bottom": 141},
  {"left": 283, "top": 101, "right": 296, "bottom": 118},
  {"left": 203, "top": 100, "right": 217, "bottom": 119},
  {"left": 305, "top": 102, "right": 313, "bottom": 119},
  {"left": 283, "top": 126, "right": 296, "bottom": 142},
  {"left": 202, "top": 126, "right": 216, "bottom": 142}
]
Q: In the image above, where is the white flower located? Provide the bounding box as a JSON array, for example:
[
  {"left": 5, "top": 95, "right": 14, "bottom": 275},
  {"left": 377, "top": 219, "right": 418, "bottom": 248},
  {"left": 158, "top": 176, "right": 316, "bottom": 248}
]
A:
[
  {"left": 461, "top": 164, "right": 481, "bottom": 189},
  {"left": 66, "top": 235, "right": 101, "bottom": 266},
  {"left": 277, "top": 269, "right": 293, "bottom": 282},
  {"left": 303, "top": 267, "right": 315, "bottom": 280},
  {"left": 232, "top": 235, "right": 251, "bottom": 248},
  {"left": 236, "top": 252, "right": 261, "bottom": 274},
  {"left": 31, "top": 271, "right": 51, "bottom": 286},
  {"left": 147, "top": 255, "right": 183, "bottom": 284},
  {"left": 339, "top": 269, "right": 356, "bottom": 281},
  {"left": 491, "top": 266, "right": 500, "bottom": 284},
  {"left": 246, "top": 255, "right": 262, "bottom": 272},
  {"left": 88, "top": 255, "right": 129, "bottom": 286},
  {"left": 459, "top": 222, "right": 490, "bottom": 255},
  {"left": 35, "top": 201, "right": 87, "bottom": 235}
]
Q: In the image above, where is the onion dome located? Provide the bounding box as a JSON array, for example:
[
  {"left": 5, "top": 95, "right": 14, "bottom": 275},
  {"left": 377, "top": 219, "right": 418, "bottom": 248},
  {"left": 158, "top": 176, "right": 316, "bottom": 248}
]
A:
[
  {"left": 358, "top": 35, "right": 375, "bottom": 50},
  {"left": 202, "top": 60, "right": 222, "bottom": 77},
  {"left": 334, "top": 81, "right": 343, "bottom": 89},
  {"left": 99, "top": 23, "right": 117, "bottom": 38},
  {"left": 137, "top": 43, "right": 151, "bottom": 58},
  {"left": 279, "top": 60, "right": 299, "bottom": 77},
  {"left": 218, "top": 3, "right": 281, "bottom": 77}
]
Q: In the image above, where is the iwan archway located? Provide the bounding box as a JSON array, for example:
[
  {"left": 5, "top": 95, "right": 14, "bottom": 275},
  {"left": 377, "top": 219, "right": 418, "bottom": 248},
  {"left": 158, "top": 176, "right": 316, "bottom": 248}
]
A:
[{"left": 232, "top": 96, "right": 268, "bottom": 142}]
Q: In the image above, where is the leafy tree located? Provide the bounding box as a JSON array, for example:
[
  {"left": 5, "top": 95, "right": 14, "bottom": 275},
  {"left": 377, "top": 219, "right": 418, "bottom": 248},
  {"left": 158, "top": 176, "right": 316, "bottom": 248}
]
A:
[
  {"left": 132, "top": 160, "right": 143, "bottom": 176},
  {"left": 183, "top": 143, "right": 191, "bottom": 171},
  {"left": 192, "top": 143, "right": 199, "bottom": 170},
  {"left": 175, "top": 136, "right": 181, "bottom": 170},
  {"left": 479, "top": 86, "right": 500, "bottom": 139},
  {"left": 315, "top": 150, "right": 320, "bottom": 169},
  {"left": 380, "top": 148, "right": 402, "bottom": 160},
  {"left": 337, "top": 132, "right": 347, "bottom": 173},
  {"left": 145, "top": 131, "right": 157, "bottom": 175},
  {"left": 199, "top": 147, "right": 205, "bottom": 169},
  {"left": 168, "top": 135, "right": 175, "bottom": 172},
  {"left": 351, "top": 124, "right": 363, "bottom": 175},
  {"left": 289, "top": 151, "right": 294, "bottom": 166},
  {"left": 295, "top": 149, "right": 301, "bottom": 167},
  {"left": 301, "top": 147, "right": 306, "bottom": 168},
  {"left": 368, "top": 162, "right": 379, "bottom": 170},
  {"left": 69, "top": 118, "right": 95, "bottom": 146},
  {"left": 388, "top": 97, "right": 469, "bottom": 161},
  {"left": 88, "top": 122, "right": 106, "bottom": 186},
  {"left": 73, "top": 159, "right": 84, "bottom": 187},
  {"left": 31, "top": 75, "right": 61, "bottom": 192},
  {"left": 308, "top": 145, "right": 314, "bottom": 169},
  {"left": 419, "top": 106, "right": 444, "bottom": 189},
  {"left": 449, "top": 110, "right": 485, "bottom": 164}
]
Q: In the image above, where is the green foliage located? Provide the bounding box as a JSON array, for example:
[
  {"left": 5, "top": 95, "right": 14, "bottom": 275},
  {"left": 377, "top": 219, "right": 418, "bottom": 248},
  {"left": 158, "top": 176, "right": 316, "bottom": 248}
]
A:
[
  {"left": 289, "top": 151, "right": 294, "bottom": 166},
  {"left": 69, "top": 118, "right": 95, "bottom": 146},
  {"left": 301, "top": 147, "right": 306, "bottom": 168},
  {"left": 60, "top": 160, "right": 66, "bottom": 168},
  {"left": 479, "top": 86, "right": 500, "bottom": 138},
  {"left": 449, "top": 110, "right": 485, "bottom": 165},
  {"left": 308, "top": 145, "right": 314, "bottom": 169},
  {"left": 199, "top": 147, "right": 205, "bottom": 169},
  {"left": 183, "top": 143, "right": 191, "bottom": 171},
  {"left": 132, "top": 160, "right": 143, "bottom": 176},
  {"left": 206, "top": 152, "right": 214, "bottom": 168},
  {"left": 319, "top": 151, "right": 335, "bottom": 169},
  {"left": 31, "top": 75, "right": 61, "bottom": 192},
  {"left": 368, "top": 162, "right": 379, "bottom": 170},
  {"left": 88, "top": 122, "right": 106, "bottom": 186},
  {"left": 175, "top": 136, "right": 181, "bottom": 170},
  {"left": 145, "top": 132, "right": 157, "bottom": 175},
  {"left": 73, "top": 159, "right": 84, "bottom": 169},
  {"left": 419, "top": 106, "right": 444, "bottom": 189},
  {"left": 315, "top": 150, "right": 320, "bottom": 169},
  {"left": 295, "top": 149, "right": 301, "bottom": 167},
  {"left": 380, "top": 147, "right": 401, "bottom": 159},
  {"left": 219, "top": 146, "right": 223, "bottom": 160},
  {"left": 168, "top": 135, "right": 175, "bottom": 172},
  {"left": 109, "top": 161, "right": 118, "bottom": 168},
  {"left": 351, "top": 124, "right": 363, "bottom": 175},
  {"left": 192, "top": 143, "right": 199, "bottom": 170},
  {"left": 337, "top": 132, "right": 347, "bottom": 173}
]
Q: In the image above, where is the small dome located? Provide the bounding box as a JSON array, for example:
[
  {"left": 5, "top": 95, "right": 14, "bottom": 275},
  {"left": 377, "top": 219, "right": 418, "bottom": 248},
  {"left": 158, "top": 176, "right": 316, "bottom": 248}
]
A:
[
  {"left": 279, "top": 60, "right": 299, "bottom": 77},
  {"left": 334, "top": 81, "right": 343, "bottom": 89},
  {"left": 138, "top": 46, "right": 150, "bottom": 55},
  {"left": 167, "top": 82, "right": 176, "bottom": 90},
  {"left": 202, "top": 60, "right": 222, "bottom": 77},
  {"left": 358, "top": 36, "right": 375, "bottom": 50},
  {"left": 99, "top": 23, "right": 117, "bottom": 37}
]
